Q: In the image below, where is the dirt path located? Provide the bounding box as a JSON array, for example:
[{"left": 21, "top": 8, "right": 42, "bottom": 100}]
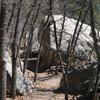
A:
[{"left": 7, "top": 71, "right": 73, "bottom": 100}]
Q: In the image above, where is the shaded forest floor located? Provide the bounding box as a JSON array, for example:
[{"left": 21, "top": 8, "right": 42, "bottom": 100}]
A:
[{"left": 6, "top": 70, "right": 75, "bottom": 100}]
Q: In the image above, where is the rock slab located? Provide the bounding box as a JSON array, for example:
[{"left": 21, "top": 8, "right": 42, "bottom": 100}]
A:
[
  {"left": 5, "top": 51, "right": 36, "bottom": 95},
  {"left": 60, "top": 63, "right": 98, "bottom": 95}
]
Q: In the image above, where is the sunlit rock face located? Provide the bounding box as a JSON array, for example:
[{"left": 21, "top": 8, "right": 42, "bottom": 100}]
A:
[
  {"left": 5, "top": 51, "right": 36, "bottom": 95},
  {"left": 49, "top": 15, "right": 99, "bottom": 62},
  {"left": 36, "top": 15, "right": 99, "bottom": 63},
  {"left": 30, "top": 15, "right": 99, "bottom": 71},
  {"left": 50, "top": 15, "right": 93, "bottom": 50}
]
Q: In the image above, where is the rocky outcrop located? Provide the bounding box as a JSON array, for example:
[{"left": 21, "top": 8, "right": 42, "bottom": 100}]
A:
[
  {"left": 5, "top": 51, "right": 36, "bottom": 95},
  {"left": 49, "top": 15, "right": 98, "bottom": 63},
  {"left": 36, "top": 15, "right": 97, "bottom": 69},
  {"left": 25, "top": 15, "right": 98, "bottom": 71},
  {"left": 59, "top": 63, "right": 98, "bottom": 95}
]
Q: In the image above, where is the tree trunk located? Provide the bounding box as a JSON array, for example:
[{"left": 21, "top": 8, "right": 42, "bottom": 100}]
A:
[
  {"left": 11, "top": 0, "right": 22, "bottom": 99},
  {"left": 38, "top": 20, "right": 51, "bottom": 71},
  {"left": 0, "top": 0, "right": 7, "bottom": 100}
]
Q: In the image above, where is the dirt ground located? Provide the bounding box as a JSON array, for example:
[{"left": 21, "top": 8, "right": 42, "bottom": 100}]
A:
[{"left": 6, "top": 70, "right": 75, "bottom": 100}]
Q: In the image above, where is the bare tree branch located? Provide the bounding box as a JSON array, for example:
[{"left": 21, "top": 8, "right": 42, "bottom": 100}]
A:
[{"left": 23, "top": 0, "right": 42, "bottom": 74}]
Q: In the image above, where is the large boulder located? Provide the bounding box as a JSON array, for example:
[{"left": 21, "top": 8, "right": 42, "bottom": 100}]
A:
[
  {"left": 25, "top": 15, "right": 99, "bottom": 71},
  {"left": 5, "top": 51, "right": 36, "bottom": 95},
  {"left": 49, "top": 15, "right": 98, "bottom": 63},
  {"left": 59, "top": 63, "right": 98, "bottom": 95},
  {"left": 33, "top": 15, "right": 98, "bottom": 66}
]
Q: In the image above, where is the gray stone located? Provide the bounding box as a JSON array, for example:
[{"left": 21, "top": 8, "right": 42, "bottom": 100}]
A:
[
  {"left": 34, "top": 15, "right": 98, "bottom": 64},
  {"left": 60, "top": 63, "right": 98, "bottom": 95},
  {"left": 5, "top": 51, "right": 36, "bottom": 95}
]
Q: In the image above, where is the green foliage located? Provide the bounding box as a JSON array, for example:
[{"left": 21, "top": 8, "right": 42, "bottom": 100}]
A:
[
  {"left": 66, "top": 0, "right": 100, "bottom": 29},
  {"left": 94, "top": 0, "right": 100, "bottom": 29}
]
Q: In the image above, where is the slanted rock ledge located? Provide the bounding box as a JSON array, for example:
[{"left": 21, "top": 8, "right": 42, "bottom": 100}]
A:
[{"left": 5, "top": 51, "right": 36, "bottom": 95}]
